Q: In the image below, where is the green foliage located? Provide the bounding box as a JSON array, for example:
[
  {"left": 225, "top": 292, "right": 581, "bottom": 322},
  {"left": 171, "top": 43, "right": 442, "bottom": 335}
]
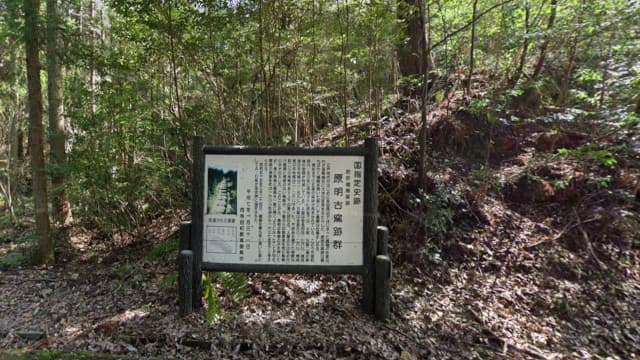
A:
[
  {"left": 466, "top": 98, "right": 490, "bottom": 117},
  {"left": 201, "top": 271, "right": 250, "bottom": 323},
  {"left": 214, "top": 271, "right": 251, "bottom": 302},
  {"left": 557, "top": 146, "right": 618, "bottom": 168},
  {"left": 620, "top": 113, "right": 638, "bottom": 128},
  {"left": 576, "top": 68, "right": 602, "bottom": 83},
  {"left": 0, "top": 248, "right": 27, "bottom": 268},
  {"left": 202, "top": 273, "right": 220, "bottom": 323},
  {"left": 0, "top": 230, "right": 36, "bottom": 269},
  {"left": 0, "top": 349, "right": 125, "bottom": 359},
  {"left": 144, "top": 237, "right": 179, "bottom": 262},
  {"left": 2, "top": 0, "right": 639, "bottom": 256},
  {"left": 412, "top": 186, "right": 463, "bottom": 241}
]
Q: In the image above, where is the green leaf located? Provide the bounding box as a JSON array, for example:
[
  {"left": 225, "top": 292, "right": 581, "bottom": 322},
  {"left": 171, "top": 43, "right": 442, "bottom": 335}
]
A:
[{"left": 203, "top": 273, "right": 220, "bottom": 323}]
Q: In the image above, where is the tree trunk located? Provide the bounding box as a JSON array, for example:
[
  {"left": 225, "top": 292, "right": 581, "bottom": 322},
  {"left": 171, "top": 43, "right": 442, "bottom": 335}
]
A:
[
  {"left": 418, "top": 0, "right": 431, "bottom": 189},
  {"left": 466, "top": 0, "right": 478, "bottom": 94},
  {"left": 341, "top": 0, "right": 350, "bottom": 146},
  {"left": 46, "top": 0, "right": 72, "bottom": 226},
  {"left": 5, "top": 113, "right": 18, "bottom": 222},
  {"left": 512, "top": 0, "right": 530, "bottom": 85},
  {"left": 24, "top": 0, "right": 53, "bottom": 265},
  {"left": 164, "top": 0, "right": 189, "bottom": 159},
  {"left": 557, "top": 1, "right": 583, "bottom": 107},
  {"left": 532, "top": 0, "right": 557, "bottom": 77},
  {"left": 398, "top": 0, "right": 432, "bottom": 86}
]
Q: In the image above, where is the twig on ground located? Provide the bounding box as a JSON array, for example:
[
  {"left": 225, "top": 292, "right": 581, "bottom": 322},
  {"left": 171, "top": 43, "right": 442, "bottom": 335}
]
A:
[
  {"left": 378, "top": 181, "right": 426, "bottom": 224},
  {"left": 382, "top": 324, "right": 414, "bottom": 341},
  {"left": 573, "top": 208, "right": 607, "bottom": 271},
  {"left": 526, "top": 217, "right": 599, "bottom": 249},
  {"left": 467, "top": 308, "right": 550, "bottom": 360}
]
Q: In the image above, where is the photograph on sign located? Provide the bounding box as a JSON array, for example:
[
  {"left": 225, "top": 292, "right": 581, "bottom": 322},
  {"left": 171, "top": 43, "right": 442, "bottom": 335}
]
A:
[
  {"left": 203, "top": 154, "right": 364, "bottom": 267},
  {"left": 206, "top": 167, "right": 238, "bottom": 215}
]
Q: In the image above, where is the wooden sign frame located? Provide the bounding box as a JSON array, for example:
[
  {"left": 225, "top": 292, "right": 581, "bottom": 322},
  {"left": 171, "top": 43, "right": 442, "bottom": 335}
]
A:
[{"left": 179, "top": 137, "right": 390, "bottom": 320}]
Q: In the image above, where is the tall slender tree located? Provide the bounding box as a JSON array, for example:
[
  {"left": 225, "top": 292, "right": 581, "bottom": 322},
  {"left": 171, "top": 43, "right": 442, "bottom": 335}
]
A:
[
  {"left": 533, "top": 0, "right": 557, "bottom": 78},
  {"left": 47, "top": 0, "right": 71, "bottom": 226},
  {"left": 418, "top": 0, "right": 431, "bottom": 189},
  {"left": 511, "top": 0, "right": 530, "bottom": 85},
  {"left": 24, "top": 0, "right": 53, "bottom": 264},
  {"left": 466, "top": 0, "right": 478, "bottom": 94}
]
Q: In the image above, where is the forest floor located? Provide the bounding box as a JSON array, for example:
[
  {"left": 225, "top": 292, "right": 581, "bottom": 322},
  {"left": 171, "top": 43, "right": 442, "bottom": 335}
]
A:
[{"left": 1, "top": 81, "right": 640, "bottom": 359}]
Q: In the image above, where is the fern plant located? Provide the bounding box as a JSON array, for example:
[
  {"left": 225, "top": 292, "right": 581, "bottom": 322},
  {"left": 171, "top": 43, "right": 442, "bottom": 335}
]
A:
[
  {"left": 202, "top": 272, "right": 250, "bottom": 323},
  {"left": 214, "top": 272, "right": 251, "bottom": 302},
  {"left": 202, "top": 273, "right": 220, "bottom": 323}
]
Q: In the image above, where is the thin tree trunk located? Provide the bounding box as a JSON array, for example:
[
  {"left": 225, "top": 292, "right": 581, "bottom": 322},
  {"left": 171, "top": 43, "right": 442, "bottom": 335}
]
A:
[
  {"left": 466, "top": 0, "right": 478, "bottom": 94},
  {"left": 6, "top": 112, "right": 18, "bottom": 222},
  {"left": 340, "top": 0, "right": 351, "bottom": 146},
  {"left": 258, "top": 0, "right": 270, "bottom": 141},
  {"left": 533, "top": 0, "right": 557, "bottom": 77},
  {"left": 558, "top": 1, "right": 583, "bottom": 107},
  {"left": 512, "top": 0, "right": 530, "bottom": 85},
  {"left": 6, "top": 46, "right": 19, "bottom": 223},
  {"left": 429, "top": 0, "right": 516, "bottom": 51},
  {"left": 47, "top": 0, "right": 72, "bottom": 226},
  {"left": 89, "top": 0, "right": 96, "bottom": 115},
  {"left": 24, "top": 0, "right": 53, "bottom": 265},
  {"left": 418, "top": 0, "right": 431, "bottom": 189},
  {"left": 166, "top": 0, "right": 189, "bottom": 159},
  {"left": 599, "top": 40, "right": 612, "bottom": 111},
  {"left": 308, "top": 0, "right": 319, "bottom": 146}
]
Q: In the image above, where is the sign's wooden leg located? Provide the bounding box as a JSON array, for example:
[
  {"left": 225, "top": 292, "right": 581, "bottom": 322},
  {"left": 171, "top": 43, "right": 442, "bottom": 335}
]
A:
[
  {"left": 179, "top": 221, "right": 192, "bottom": 253},
  {"left": 362, "top": 138, "right": 379, "bottom": 314},
  {"left": 179, "top": 250, "right": 194, "bottom": 317},
  {"left": 191, "top": 136, "right": 205, "bottom": 309},
  {"left": 375, "top": 226, "right": 391, "bottom": 321},
  {"left": 377, "top": 226, "right": 389, "bottom": 256},
  {"left": 375, "top": 255, "right": 392, "bottom": 321}
]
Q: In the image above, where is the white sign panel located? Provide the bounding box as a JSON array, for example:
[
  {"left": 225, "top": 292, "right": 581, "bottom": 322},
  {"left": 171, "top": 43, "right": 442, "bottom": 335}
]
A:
[{"left": 203, "top": 155, "right": 364, "bottom": 266}]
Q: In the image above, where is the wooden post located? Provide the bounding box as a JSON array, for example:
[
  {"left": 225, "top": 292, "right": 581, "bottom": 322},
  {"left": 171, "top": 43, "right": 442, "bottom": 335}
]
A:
[
  {"left": 375, "top": 255, "right": 391, "bottom": 321},
  {"left": 179, "top": 250, "right": 193, "bottom": 317},
  {"left": 191, "top": 136, "right": 204, "bottom": 309},
  {"left": 377, "top": 226, "right": 388, "bottom": 256},
  {"left": 179, "top": 222, "right": 191, "bottom": 252},
  {"left": 362, "top": 137, "right": 378, "bottom": 314}
]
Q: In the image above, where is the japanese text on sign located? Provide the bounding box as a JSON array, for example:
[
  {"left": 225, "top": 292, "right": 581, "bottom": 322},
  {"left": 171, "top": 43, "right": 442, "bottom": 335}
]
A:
[{"left": 203, "top": 155, "right": 364, "bottom": 266}]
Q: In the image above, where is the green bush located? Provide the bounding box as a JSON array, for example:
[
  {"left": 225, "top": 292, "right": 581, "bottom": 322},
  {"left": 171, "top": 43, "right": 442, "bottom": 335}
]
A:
[{"left": 411, "top": 185, "right": 464, "bottom": 241}]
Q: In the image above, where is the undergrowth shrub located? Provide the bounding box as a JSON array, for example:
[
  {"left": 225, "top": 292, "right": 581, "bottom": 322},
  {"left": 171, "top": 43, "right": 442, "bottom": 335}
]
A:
[
  {"left": 411, "top": 185, "right": 465, "bottom": 242},
  {"left": 202, "top": 272, "right": 250, "bottom": 323},
  {"left": 67, "top": 149, "right": 190, "bottom": 236}
]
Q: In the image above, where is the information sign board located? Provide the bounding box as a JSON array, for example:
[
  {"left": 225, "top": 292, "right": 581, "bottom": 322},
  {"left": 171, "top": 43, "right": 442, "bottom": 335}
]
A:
[
  {"left": 179, "top": 138, "right": 384, "bottom": 318},
  {"left": 203, "top": 154, "right": 365, "bottom": 266}
]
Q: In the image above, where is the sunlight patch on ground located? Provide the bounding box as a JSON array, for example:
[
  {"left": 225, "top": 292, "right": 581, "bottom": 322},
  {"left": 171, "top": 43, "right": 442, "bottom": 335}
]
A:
[
  {"left": 304, "top": 292, "right": 327, "bottom": 306},
  {"left": 289, "top": 279, "right": 323, "bottom": 294}
]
